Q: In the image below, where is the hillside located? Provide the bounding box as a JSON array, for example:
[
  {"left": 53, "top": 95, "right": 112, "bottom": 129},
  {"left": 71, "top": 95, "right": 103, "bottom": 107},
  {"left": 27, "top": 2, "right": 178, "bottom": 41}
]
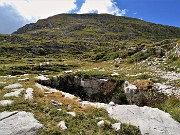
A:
[
  {"left": 1, "top": 14, "right": 180, "bottom": 59},
  {"left": 0, "top": 14, "right": 180, "bottom": 135}
]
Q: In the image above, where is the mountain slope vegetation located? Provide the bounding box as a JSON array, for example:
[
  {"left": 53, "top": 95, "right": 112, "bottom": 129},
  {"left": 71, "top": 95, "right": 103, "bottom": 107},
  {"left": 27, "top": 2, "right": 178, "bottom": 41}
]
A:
[{"left": 0, "top": 14, "right": 179, "bottom": 134}]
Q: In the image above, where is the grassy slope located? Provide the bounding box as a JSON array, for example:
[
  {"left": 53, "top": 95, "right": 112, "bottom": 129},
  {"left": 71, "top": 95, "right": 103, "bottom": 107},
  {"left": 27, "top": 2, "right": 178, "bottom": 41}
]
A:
[{"left": 0, "top": 14, "right": 180, "bottom": 133}]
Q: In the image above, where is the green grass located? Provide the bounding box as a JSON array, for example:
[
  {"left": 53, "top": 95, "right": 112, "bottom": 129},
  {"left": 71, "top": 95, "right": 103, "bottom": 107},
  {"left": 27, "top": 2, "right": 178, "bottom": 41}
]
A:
[{"left": 159, "top": 96, "right": 180, "bottom": 122}]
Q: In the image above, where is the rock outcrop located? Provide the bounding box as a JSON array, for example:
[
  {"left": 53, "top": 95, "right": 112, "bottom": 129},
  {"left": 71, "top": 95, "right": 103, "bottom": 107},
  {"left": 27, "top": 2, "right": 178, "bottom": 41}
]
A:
[
  {"left": 0, "top": 111, "right": 43, "bottom": 135},
  {"left": 81, "top": 102, "right": 180, "bottom": 135}
]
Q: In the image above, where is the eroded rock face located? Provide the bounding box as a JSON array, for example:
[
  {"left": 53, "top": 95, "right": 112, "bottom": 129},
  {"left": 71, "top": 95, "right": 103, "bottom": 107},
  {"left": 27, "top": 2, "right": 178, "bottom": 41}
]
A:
[
  {"left": 37, "top": 75, "right": 123, "bottom": 103},
  {"left": 0, "top": 111, "right": 43, "bottom": 135}
]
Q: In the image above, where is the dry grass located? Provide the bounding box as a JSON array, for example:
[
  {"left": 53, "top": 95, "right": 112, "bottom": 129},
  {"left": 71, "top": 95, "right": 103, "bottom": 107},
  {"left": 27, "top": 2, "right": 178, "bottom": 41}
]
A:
[{"left": 133, "top": 79, "right": 153, "bottom": 90}]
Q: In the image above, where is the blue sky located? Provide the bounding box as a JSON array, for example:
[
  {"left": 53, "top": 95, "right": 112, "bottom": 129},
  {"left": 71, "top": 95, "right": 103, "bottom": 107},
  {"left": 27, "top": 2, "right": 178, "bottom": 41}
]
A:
[{"left": 0, "top": 0, "right": 179, "bottom": 34}]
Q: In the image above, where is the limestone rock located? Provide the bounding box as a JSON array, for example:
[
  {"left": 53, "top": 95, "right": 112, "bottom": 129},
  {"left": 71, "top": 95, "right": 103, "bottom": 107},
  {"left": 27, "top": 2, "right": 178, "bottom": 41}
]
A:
[
  {"left": 25, "top": 88, "right": 33, "bottom": 100},
  {"left": 81, "top": 101, "right": 180, "bottom": 135},
  {"left": 97, "top": 120, "right": 105, "bottom": 126},
  {"left": 64, "top": 70, "right": 73, "bottom": 74},
  {"left": 61, "top": 91, "right": 76, "bottom": 99},
  {"left": 0, "top": 111, "right": 43, "bottom": 135},
  {"left": 154, "top": 83, "right": 180, "bottom": 97},
  {"left": 4, "top": 88, "right": 24, "bottom": 97},
  {"left": 109, "top": 101, "right": 115, "bottom": 106},
  {"left": 111, "top": 72, "right": 119, "bottom": 76},
  {"left": 35, "top": 75, "right": 49, "bottom": 81},
  {"left": 18, "top": 78, "right": 29, "bottom": 81},
  {"left": 0, "top": 100, "right": 13, "bottom": 106},
  {"left": 105, "top": 105, "right": 180, "bottom": 135},
  {"left": 4, "top": 83, "right": 22, "bottom": 89},
  {"left": 51, "top": 100, "right": 63, "bottom": 106},
  {"left": 57, "top": 120, "right": 67, "bottom": 130},
  {"left": 66, "top": 112, "right": 76, "bottom": 117},
  {"left": 112, "top": 123, "right": 121, "bottom": 131}
]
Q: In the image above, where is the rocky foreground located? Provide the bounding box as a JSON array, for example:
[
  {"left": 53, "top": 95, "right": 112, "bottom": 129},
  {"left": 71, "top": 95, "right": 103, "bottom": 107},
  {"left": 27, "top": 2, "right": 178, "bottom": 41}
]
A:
[{"left": 0, "top": 75, "right": 180, "bottom": 135}]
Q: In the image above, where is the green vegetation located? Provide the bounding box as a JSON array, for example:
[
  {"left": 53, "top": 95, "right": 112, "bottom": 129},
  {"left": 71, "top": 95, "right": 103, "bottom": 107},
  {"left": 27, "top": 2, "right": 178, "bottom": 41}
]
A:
[
  {"left": 0, "top": 14, "right": 180, "bottom": 134},
  {"left": 159, "top": 96, "right": 180, "bottom": 122}
]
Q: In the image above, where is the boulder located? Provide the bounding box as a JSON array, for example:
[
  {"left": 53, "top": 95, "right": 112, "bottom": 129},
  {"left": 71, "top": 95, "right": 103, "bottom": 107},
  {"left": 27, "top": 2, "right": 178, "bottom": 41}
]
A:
[{"left": 0, "top": 111, "right": 43, "bottom": 135}]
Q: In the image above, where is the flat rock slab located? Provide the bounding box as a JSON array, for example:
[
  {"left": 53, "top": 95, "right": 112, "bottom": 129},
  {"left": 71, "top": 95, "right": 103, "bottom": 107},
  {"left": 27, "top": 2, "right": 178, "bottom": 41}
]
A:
[
  {"left": 0, "top": 100, "right": 13, "bottom": 106},
  {"left": 4, "top": 89, "right": 24, "bottom": 97},
  {"left": 25, "top": 88, "right": 33, "bottom": 100},
  {"left": 0, "top": 111, "right": 43, "bottom": 135},
  {"left": 105, "top": 105, "right": 180, "bottom": 135},
  {"left": 81, "top": 101, "right": 180, "bottom": 135},
  {"left": 4, "top": 83, "right": 22, "bottom": 89}
]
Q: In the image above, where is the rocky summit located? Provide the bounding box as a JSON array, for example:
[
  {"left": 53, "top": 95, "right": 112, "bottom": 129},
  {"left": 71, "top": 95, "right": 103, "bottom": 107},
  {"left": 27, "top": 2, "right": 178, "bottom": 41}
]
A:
[{"left": 0, "top": 14, "right": 180, "bottom": 135}]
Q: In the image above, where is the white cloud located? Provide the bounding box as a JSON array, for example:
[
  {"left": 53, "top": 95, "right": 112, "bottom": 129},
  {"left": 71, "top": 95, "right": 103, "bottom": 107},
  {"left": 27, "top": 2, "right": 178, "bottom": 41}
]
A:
[
  {"left": 0, "top": 0, "right": 77, "bottom": 20},
  {"left": 78, "top": 0, "right": 126, "bottom": 16}
]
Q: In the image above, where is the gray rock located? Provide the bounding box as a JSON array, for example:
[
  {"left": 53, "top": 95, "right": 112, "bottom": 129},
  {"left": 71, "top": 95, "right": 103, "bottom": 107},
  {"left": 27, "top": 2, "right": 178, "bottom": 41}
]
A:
[
  {"left": 35, "top": 75, "right": 49, "bottom": 81},
  {"left": 4, "top": 83, "right": 22, "bottom": 89},
  {"left": 18, "top": 78, "right": 29, "bottom": 81},
  {"left": 81, "top": 102, "right": 180, "bottom": 135},
  {"left": 0, "top": 82, "right": 6, "bottom": 84},
  {"left": 0, "top": 100, "right": 13, "bottom": 106},
  {"left": 154, "top": 83, "right": 180, "bottom": 97},
  {"left": 57, "top": 120, "right": 67, "bottom": 130},
  {"left": 97, "top": 120, "right": 105, "bottom": 126},
  {"left": 4, "top": 89, "right": 24, "bottom": 97},
  {"left": 105, "top": 105, "right": 180, "bottom": 135},
  {"left": 66, "top": 112, "right": 76, "bottom": 117},
  {"left": 51, "top": 100, "right": 63, "bottom": 106},
  {"left": 25, "top": 88, "right": 33, "bottom": 100},
  {"left": 0, "top": 111, "right": 43, "bottom": 135},
  {"left": 112, "top": 123, "right": 121, "bottom": 131}
]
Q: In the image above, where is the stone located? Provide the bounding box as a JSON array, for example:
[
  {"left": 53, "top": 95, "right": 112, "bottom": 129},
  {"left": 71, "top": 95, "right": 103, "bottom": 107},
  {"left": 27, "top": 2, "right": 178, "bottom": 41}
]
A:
[
  {"left": 51, "top": 100, "right": 63, "bottom": 106},
  {"left": 124, "top": 81, "right": 137, "bottom": 103},
  {"left": 18, "top": 78, "right": 29, "bottom": 81},
  {"left": 124, "top": 81, "right": 137, "bottom": 93},
  {"left": 154, "top": 83, "right": 180, "bottom": 97},
  {"left": 35, "top": 83, "right": 48, "bottom": 91},
  {"left": 57, "top": 120, "right": 67, "bottom": 130},
  {"left": 109, "top": 101, "right": 115, "bottom": 106},
  {"left": 112, "top": 123, "right": 121, "bottom": 131},
  {"left": 104, "top": 105, "right": 180, "bottom": 135},
  {"left": 66, "top": 112, "right": 76, "bottom": 117},
  {"left": 97, "top": 120, "right": 105, "bottom": 126},
  {"left": 0, "top": 111, "right": 43, "bottom": 135},
  {"left": 0, "top": 100, "right": 13, "bottom": 106},
  {"left": 4, "top": 89, "right": 24, "bottom": 97},
  {"left": 11, "top": 88, "right": 24, "bottom": 92},
  {"left": 64, "top": 70, "right": 73, "bottom": 74},
  {"left": 0, "top": 82, "right": 6, "bottom": 84},
  {"left": 80, "top": 101, "right": 180, "bottom": 135},
  {"left": 111, "top": 72, "right": 119, "bottom": 76},
  {"left": 25, "top": 88, "right": 33, "bottom": 100},
  {"left": 35, "top": 75, "right": 49, "bottom": 81},
  {"left": 61, "top": 91, "right": 76, "bottom": 99},
  {"left": 4, "top": 83, "right": 22, "bottom": 89}
]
